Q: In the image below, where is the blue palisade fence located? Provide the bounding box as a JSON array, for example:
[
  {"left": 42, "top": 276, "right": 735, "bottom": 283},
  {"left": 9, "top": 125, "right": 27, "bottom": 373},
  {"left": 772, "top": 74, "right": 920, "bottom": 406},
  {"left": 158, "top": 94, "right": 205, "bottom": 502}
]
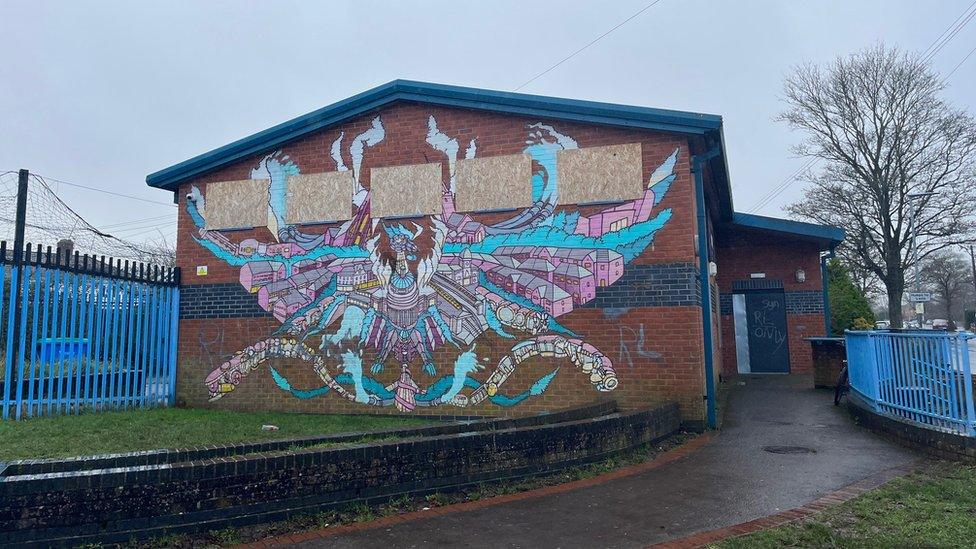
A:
[
  {"left": 846, "top": 330, "right": 976, "bottom": 436},
  {"left": 0, "top": 241, "right": 180, "bottom": 420}
]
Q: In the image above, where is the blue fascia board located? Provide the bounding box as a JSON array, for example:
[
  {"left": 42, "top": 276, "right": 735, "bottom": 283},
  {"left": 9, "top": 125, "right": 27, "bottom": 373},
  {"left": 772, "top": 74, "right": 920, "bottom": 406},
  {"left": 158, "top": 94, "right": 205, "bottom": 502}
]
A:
[
  {"left": 393, "top": 80, "right": 722, "bottom": 130},
  {"left": 714, "top": 127, "right": 735, "bottom": 219},
  {"left": 146, "top": 79, "right": 723, "bottom": 190},
  {"left": 732, "top": 212, "right": 845, "bottom": 245}
]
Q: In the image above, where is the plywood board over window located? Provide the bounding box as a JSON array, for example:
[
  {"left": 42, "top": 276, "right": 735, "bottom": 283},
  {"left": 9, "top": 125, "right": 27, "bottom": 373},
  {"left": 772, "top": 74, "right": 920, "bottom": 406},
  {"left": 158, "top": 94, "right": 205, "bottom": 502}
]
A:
[
  {"left": 204, "top": 178, "right": 269, "bottom": 230},
  {"left": 370, "top": 163, "right": 443, "bottom": 219},
  {"left": 285, "top": 172, "right": 354, "bottom": 224},
  {"left": 556, "top": 143, "right": 643, "bottom": 206},
  {"left": 455, "top": 153, "right": 533, "bottom": 213}
]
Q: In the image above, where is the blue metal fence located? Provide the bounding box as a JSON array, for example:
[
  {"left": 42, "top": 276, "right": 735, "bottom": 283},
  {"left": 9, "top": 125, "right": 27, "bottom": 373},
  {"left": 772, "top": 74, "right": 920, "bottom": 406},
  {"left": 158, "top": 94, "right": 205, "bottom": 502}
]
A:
[
  {"left": 0, "top": 242, "right": 180, "bottom": 420},
  {"left": 846, "top": 330, "right": 976, "bottom": 436}
]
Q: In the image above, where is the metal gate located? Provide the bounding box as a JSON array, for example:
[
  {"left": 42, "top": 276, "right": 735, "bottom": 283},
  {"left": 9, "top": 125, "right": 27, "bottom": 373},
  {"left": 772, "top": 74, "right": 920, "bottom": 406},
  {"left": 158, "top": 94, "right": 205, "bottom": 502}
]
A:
[{"left": 0, "top": 241, "right": 180, "bottom": 419}]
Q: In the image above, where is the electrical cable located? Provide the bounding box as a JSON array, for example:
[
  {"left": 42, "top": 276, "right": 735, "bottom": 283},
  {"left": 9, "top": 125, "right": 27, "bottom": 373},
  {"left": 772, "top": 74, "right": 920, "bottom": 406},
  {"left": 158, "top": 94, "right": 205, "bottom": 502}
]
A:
[
  {"left": 37, "top": 172, "right": 176, "bottom": 207},
  {"left": 922, "top": 1, "right": 976, "bottom": 63},
  {"left": 514, "top": 0, "right": 665, "bottom": 91},
  {"left": 747, "top": 2, "right": 976, "bottom": 215}
]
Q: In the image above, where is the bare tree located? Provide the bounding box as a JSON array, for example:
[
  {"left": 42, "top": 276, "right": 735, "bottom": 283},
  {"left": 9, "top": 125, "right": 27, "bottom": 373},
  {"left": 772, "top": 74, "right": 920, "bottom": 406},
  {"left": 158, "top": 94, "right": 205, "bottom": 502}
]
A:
[
  {"left": 781, "top": 44, "right": 976, "bottom": 328},
  {"left": 134, "top": 236, "right": 177, "bottom": 267},
  {"left": 921, "top": 250, "right": 971, "bottom": 329},
  {"left": 846, "top": 261, "right": 884, "bottom": 300}
]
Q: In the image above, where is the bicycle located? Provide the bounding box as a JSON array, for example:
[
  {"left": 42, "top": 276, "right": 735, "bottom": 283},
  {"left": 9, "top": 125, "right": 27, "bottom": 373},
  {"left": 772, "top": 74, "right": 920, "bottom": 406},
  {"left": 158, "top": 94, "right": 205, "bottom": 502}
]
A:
[{"left": 833, "top": 361, "right": 849, "bottom": 406}]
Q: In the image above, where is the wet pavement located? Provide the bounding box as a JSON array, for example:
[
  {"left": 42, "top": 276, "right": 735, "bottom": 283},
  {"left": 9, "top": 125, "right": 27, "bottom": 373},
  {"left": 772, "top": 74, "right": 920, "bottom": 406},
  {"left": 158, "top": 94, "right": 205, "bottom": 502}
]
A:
[{"left": 293, "top": 375, "right": 918, "bottom": 548}]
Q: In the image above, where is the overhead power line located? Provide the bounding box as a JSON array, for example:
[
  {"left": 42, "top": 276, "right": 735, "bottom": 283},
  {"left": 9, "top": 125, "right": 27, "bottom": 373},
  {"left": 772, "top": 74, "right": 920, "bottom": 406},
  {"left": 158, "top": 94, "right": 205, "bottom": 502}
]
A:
[
  {"left": 35, "top": 172, "right": 177, "bottom": 207},
  {"left": 0, "top": 171, "right": 175, "bottom": 263},
  {"left": 110, "top": 221, "right": 177, "bottom": 236},
  {"left": 946, "top": 43, "right": 976, "bottom": 79},
  {"left": 746, "top": 2, "right": 976, "bottom": 214},
  {"left": 514, "top": 0, "right": 665, "bottom": 91},
  {"left": 922, "top": 0, "right": 976, "bottom": 63},
  {"left": 98, "top": 213, "right": 174, "bottom": 230},
  {"left": 746, "top": 158, "right": 818, "bottom": 214},
  {"left": 119, "top": 224, "right": 177, "bottom": 240}
]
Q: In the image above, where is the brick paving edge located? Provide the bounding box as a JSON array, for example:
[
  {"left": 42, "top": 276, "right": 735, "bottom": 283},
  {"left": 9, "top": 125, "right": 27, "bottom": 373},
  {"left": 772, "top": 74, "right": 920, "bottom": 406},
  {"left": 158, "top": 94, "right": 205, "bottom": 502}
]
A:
[
  {"left": 237, "top": 432, "right": 715, "bottom": 548},
  {"left": 646, "top": 460, "right": 923, "bottom": 549}
]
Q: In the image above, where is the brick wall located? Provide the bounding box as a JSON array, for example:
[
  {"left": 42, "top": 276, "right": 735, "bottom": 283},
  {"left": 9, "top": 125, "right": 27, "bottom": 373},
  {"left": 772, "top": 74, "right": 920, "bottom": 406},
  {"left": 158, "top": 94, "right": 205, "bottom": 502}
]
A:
[
  {"left": 846, "top": 396, "right": 976, "bottom": 462},
  {"left": 0, "top": 402, "right": 680, "bottom": 547},
  {"left": 715, "top": 231, "right": 826, "bottom": 375},
  {"left": 171, "top": 101, "right": 711, "bottom": 422}
]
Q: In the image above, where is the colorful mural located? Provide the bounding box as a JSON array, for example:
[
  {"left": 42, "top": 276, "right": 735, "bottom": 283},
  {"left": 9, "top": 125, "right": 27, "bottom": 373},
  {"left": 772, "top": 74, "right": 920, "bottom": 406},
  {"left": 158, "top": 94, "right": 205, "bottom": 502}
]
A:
[{"left": 190, "top": 116, "right": 678, "bottom": 411}]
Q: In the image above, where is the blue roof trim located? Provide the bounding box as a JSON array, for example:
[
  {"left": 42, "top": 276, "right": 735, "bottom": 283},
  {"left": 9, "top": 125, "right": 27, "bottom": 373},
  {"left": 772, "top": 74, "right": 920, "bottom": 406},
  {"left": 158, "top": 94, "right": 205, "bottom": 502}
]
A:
[
  {"left": 732, "top": 212, "right": 845, "bottom": 245},
  {"left": 146, "top": 79, "right": 723, "bottom": 190}
]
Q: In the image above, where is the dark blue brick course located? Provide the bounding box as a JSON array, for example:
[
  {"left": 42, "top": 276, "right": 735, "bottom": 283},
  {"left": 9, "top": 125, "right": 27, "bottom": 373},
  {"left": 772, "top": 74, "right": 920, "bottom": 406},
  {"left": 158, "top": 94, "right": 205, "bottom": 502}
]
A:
[
  {"left": 719, "top": 290, "right": 824, "bottom": 316},
  {"left": 581, "top": 262, "right": 700, "bottom": 309},
  {"left": 185, "top": 263, "right": 705, "bottom": 319},
  {"left": 180, "top": 284, "right": 272, "bottom": 319},
  {"left": 785, "top": 290, "right": 825, "bottom": 315}
]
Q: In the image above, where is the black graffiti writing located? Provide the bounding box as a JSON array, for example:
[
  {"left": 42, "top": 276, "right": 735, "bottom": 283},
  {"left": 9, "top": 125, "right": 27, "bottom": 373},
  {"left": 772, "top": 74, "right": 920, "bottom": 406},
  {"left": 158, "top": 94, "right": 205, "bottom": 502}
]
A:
[{"left": 752, "top": 310, "right": 787, "bottom": 352}]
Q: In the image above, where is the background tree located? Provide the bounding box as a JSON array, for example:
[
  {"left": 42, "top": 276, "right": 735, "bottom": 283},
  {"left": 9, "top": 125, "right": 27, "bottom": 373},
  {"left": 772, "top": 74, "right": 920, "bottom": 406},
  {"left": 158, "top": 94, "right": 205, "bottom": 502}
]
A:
[
  {"left": 845, "top": 262, "right": 884, "bottom": 301},
  {"left": 921, "top": 250, "right": 973, "bottom": 329},
  {"left": 967, "top": 246, "right": 976, "bottom": 320},
  {"left": 131, "top": 235, "right": 177, "bottom": 266},
  {"left": 827, "top": 259, "right": 876, "bottom": 334},
  {"left": 781, "top": 44, "right": 976, "bottom": 328}
]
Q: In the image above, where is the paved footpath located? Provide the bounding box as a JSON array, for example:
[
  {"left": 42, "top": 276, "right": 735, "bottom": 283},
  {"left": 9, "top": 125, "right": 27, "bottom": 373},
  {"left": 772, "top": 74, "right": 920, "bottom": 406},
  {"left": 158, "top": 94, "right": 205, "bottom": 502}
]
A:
[{"left": 285, "top": 375, "right": 917, "bottom": 548}]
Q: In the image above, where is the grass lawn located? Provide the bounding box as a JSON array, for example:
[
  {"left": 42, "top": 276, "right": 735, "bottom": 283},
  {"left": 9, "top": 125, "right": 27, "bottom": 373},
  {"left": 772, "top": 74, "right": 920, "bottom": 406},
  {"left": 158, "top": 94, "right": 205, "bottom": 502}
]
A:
[
  {"left": 0, "top": 407, "right": 432, "bottom": 461},
  {"left": 715, "top": 463, "right": 976, "bottom": 548}
]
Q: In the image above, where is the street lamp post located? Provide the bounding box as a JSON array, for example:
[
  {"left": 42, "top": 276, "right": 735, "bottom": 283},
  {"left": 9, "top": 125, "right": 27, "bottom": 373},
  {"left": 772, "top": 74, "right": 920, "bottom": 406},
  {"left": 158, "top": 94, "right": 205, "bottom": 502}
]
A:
[{"left": 907, "top": 191, "right": 937, "bottom": 328}]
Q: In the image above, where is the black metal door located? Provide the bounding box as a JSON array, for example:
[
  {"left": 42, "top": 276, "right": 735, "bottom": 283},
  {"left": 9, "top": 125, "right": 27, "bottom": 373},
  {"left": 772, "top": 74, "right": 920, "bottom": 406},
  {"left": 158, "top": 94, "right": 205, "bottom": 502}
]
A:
[{"left": 744, "top": 291, "right": 790, "bottom": 373}]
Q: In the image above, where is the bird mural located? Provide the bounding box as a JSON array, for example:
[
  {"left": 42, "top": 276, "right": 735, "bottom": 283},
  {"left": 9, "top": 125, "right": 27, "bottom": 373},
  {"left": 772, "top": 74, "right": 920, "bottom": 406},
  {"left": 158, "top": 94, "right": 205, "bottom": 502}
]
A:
[{"left": 193, "top": 115, "right": 678, "bottom": 412}]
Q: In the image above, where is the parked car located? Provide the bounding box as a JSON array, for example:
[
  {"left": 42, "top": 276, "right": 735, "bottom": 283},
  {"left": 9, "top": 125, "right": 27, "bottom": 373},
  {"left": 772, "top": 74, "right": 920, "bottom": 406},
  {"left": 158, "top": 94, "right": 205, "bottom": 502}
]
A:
[
  {"left": 931, "top": 319, "right": 949, "bottom": 330},
  {"left": 875, "top": 320, "right": 891, "bottom": 330}
]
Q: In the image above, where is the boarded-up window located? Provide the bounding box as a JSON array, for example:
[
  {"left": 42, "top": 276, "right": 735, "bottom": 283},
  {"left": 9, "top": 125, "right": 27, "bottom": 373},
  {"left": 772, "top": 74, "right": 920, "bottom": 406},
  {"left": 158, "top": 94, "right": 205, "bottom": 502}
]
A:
[
  {"left": 455, "top": 153, "right": 533, "bottom": 212},
  {"left": 556, "top": 143, "right": 643, "bottom": 205},
  {"left": 370, "top": 163, "right": 443, "bottom": 219},
  {"left": 204, "top": 179, "right": 269, "bottom": 230},
  {"left": 285, "top": 172, "right": 354, "bottom": 224}
]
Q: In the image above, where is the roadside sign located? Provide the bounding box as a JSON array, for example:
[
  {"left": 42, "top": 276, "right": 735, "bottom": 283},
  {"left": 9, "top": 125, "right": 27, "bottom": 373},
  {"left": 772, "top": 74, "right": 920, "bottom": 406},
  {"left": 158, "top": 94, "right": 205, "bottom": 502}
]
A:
[
  {"left": 908, "top": 292, "right": 932, "bottom": 302},
  {"left": 915, "top": 302, "right": 925, "bottom": 314}
]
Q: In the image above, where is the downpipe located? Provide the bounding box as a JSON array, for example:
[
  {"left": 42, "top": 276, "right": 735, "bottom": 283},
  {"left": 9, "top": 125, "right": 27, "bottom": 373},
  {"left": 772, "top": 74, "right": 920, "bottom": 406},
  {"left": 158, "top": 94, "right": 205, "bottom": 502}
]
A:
[{"left": 692, "top": 147, "right": 720, "bottom": 429}]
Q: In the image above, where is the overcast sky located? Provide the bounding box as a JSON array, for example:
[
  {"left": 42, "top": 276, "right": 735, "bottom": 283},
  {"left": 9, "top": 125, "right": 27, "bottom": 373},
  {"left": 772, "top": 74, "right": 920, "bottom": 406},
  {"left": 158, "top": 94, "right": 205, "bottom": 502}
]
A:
[{"left": 1, "top": 0, "right": 974, "bottom": 248}]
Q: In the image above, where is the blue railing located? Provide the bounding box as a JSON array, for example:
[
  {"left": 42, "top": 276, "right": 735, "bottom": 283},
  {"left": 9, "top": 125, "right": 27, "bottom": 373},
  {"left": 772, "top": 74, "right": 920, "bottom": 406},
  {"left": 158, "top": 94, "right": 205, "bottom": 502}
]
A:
[
  {"left": 0, "top": 243, "right": 180, "bottom": 420},
  {"left": 846, "top": 330, "right": 976, "bottom": 436}
]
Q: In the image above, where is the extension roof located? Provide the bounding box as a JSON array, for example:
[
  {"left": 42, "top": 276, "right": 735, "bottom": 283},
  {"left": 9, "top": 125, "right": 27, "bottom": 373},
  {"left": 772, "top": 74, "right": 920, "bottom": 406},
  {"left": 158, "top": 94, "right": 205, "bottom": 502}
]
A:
[{"left": 731, "top": 212, "right": 844, "bottom": 247}]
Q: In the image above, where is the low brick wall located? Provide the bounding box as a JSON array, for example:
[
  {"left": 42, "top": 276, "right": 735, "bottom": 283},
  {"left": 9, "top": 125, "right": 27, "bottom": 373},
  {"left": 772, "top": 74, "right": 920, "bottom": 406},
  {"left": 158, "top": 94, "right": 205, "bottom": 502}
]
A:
[
  {"left": 1, "top": 400, "right": 617, "bottom": 477},
  {"left": 846, "top": 394, "right": 975, "bottom": 461},
  {"left": 0, "top": 402, "right": 679, "bottom": 547}
]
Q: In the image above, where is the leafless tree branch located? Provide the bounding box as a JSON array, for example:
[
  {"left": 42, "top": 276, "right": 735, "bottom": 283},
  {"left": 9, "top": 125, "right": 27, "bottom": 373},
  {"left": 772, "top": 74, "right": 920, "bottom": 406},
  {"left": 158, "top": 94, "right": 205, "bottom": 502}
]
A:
[{"left": 781, "top": 44, "right": 976, "bottom": 327}]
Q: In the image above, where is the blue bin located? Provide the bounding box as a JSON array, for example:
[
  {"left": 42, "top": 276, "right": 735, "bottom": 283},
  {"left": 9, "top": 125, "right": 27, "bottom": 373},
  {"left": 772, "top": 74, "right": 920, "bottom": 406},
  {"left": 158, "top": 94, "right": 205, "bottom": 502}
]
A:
[{"left": 35, "top": 338, "right": 90, "bottom": 362}]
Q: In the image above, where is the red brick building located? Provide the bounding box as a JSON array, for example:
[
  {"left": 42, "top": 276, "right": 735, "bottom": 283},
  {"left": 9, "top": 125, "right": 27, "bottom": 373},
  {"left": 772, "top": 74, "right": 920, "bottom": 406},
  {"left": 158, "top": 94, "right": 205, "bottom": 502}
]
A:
[{"left": 146, "top": 81, "right": 843, "bottom": 428}]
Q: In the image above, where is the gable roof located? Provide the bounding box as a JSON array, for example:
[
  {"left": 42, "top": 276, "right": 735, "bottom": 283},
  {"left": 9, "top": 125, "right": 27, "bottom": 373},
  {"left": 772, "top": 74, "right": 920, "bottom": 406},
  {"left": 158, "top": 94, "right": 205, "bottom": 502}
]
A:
[
  {"left": 145, "top": 79, "right": 723, "bottom": 191},
  {"left": 145, "top": 79, "right": 843, "bottom": 248}
]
